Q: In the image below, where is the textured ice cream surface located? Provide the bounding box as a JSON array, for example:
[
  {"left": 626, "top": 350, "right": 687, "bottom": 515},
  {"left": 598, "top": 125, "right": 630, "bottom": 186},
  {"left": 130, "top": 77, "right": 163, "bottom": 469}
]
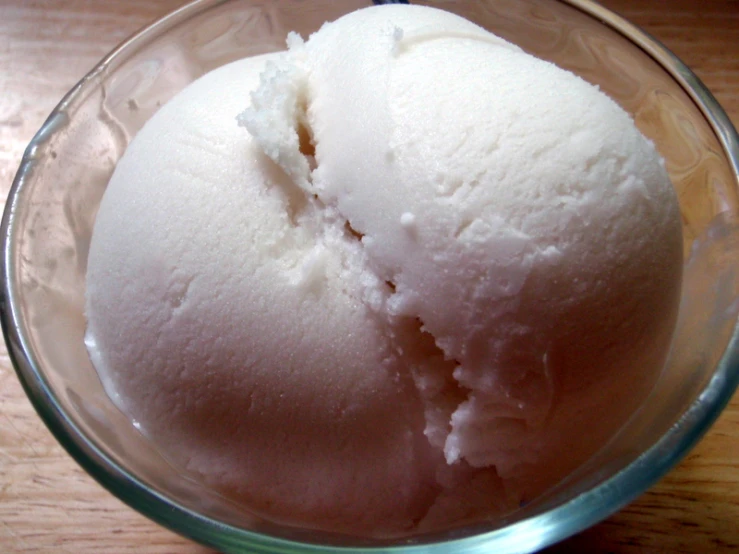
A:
[{"left": 85, "top": 4, "right": 683, "bottom": 538}]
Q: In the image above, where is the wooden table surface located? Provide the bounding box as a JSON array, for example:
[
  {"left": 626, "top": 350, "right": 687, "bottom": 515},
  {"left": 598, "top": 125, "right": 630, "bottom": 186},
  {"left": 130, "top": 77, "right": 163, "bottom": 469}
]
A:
[{"left": 0, "top": 1, "right": 737, "bottom": 552}]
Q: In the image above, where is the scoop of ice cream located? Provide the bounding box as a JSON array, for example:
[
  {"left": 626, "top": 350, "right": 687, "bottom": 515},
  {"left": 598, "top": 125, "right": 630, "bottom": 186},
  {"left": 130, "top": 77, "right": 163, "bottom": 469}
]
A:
[
  {"left": 86, "top": 4, "right": 683, "bottom": 538},
  {"left": 85, "top": 54, "right": 457, "bottom": 536},
  {"left": 241, "top": 4, "right": 683, "bottom": 494}
]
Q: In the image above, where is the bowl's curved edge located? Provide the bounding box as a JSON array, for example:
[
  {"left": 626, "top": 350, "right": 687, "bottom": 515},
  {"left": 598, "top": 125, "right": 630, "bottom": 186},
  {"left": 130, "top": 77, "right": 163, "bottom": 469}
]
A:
[
  {"left": 566, "top": 0, "right": 739, "bottom": 177},
  {"left": 524, "top": 0, "right": 739, "bottom": 548}
]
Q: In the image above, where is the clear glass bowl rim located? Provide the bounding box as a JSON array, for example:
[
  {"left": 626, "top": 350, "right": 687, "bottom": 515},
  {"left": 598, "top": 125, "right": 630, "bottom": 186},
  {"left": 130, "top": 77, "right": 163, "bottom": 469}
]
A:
[{"left": 1, "top": 0, "right": 738, "bottom": 552}]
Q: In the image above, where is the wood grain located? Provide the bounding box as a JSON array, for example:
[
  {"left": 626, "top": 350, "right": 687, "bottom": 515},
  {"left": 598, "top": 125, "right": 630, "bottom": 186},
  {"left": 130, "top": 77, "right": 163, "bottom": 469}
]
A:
[{"left": 0, "top": 1, "right": 737, "bottom": 552}]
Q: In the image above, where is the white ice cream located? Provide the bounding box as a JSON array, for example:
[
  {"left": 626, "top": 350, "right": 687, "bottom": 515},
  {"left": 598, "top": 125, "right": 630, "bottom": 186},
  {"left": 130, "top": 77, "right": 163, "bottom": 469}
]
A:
[{"left": 85, "top": 4, "right": 683, "bottom": 538}]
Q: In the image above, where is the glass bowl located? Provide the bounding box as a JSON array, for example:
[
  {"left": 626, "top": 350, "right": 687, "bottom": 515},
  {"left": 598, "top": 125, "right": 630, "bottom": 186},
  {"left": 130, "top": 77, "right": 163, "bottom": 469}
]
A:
[{"left": 2, "top": 0, "right": 738, "bottom": 552}]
